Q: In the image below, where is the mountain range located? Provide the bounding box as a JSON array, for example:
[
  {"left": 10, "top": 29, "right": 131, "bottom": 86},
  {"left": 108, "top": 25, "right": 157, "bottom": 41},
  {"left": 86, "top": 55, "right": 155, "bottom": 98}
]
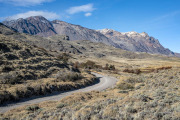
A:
[
  {"left": 2, "top": 16, "right": 178, "bottom": 57},
  {"left": 1, "top": 17, "right": 180, "bottom": 120}
]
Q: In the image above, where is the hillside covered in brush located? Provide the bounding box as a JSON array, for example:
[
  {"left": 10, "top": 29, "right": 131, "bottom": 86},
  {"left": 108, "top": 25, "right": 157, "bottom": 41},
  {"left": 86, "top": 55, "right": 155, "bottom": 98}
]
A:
[{"left": 0, "top": 24, "right": 96, "bottom": 104}]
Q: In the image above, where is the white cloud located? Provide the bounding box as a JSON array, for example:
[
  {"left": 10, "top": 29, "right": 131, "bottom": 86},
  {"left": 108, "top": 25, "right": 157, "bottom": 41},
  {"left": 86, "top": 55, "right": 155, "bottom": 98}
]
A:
[
  {"left": 85, "top": 12, "right": 92, "bottom": 17},
  {"left": 5, "top": 11, "right": 59, "bottom": 20},
  {"left": 0, "top": 0, "right": 53, "bottom": 6},
  {"left": 153, "top": 11, "right": 180, "bottom": 22},
  {"left": 67, "top": 3, "right": 95, "bottom": 14}
]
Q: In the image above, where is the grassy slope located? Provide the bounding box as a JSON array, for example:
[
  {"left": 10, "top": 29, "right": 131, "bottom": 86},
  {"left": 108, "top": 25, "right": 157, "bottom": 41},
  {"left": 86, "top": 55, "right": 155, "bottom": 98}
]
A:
[{"left": 0, "top": 25, "right": 96, "bottom": 104}]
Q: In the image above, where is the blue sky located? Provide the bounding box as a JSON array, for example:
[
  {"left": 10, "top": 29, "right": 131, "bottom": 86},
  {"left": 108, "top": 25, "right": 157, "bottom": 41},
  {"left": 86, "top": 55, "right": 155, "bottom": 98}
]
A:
[{"left": 0, "top": 0, "right": 180, "bottom": 53}]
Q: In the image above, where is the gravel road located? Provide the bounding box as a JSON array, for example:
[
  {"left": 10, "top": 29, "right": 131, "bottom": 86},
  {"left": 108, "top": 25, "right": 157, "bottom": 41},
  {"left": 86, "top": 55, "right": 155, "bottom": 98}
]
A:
[{"left": 0, "top": 73, "right": 117, "bottom": 113}]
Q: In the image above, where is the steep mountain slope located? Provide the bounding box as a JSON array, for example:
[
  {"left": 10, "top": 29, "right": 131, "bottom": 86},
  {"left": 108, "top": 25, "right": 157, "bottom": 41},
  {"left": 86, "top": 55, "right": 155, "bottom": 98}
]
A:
[
  {"left": 2, "top": 16, "right": 178, "bottom": 56},
  {"left": 48, "top": 35, "right": 167, "bottom": 60},
  {"left": 52, "top": 20, "right": 116, "bottom": 47},
  {"left": 3, "top": 16, "right": 56, "bottom": 37},
  {"left": 97, "top": 29, "right": 174, "bottom": 56}
]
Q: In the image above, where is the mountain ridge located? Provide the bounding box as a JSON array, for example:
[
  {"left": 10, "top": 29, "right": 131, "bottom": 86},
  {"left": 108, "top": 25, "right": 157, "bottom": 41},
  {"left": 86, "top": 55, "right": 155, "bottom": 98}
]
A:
[
  {"left": 2, "top": 16, "right": 178, "bottom": 57},
  {"left": 51, "top": 20, "right": 117, "bottom": 47},
  {"left": 97, "top": 29, "right": 174, "bottom": 56},
  {"left": 3, "top": 16, "right": 57, "bottom": 37}
]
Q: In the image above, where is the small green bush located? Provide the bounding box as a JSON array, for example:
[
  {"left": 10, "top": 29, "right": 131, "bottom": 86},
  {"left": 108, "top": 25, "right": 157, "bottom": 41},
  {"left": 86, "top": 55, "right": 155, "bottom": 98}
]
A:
[{"left": 26, "top": 105, "right": 40, "bottom": 112}]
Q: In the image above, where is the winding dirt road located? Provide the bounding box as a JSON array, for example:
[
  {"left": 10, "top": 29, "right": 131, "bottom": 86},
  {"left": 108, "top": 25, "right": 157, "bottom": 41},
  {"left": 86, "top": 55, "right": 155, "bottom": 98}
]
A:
[{"left": 0, "top": 73, "right": 117, "bottom": 113}]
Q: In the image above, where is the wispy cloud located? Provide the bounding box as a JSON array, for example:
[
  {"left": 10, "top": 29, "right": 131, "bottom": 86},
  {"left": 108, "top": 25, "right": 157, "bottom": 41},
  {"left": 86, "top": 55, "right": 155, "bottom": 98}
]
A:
[
  {"left": 0, "top": 0, "right": 53, "bottom": 6},
  {"left": 66, "top": 3, "right": 95, "bottom": 15},
  {"left": 4, "top": 11, "right": 60, "bottom": 20},
  {"left": 84, "top": 12, "right": 92, "bottom": 17},
  {"left": 152, "top": 11, "right": 180, "bottom": 22},
  {"left": 137, "top": 11, "right": 180, "bottom": 31}
]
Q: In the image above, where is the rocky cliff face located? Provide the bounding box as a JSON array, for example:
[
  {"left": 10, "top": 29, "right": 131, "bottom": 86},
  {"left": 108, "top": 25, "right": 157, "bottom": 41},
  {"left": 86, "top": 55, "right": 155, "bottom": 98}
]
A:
[
  {"left": 2, "top": 16, "right": 177, "bottom": 56},
  {"left": 3, "top": 16, "right": 56, "bottom": 37},
  {"left": 52, "top": 20, "right": 116, "bottom": 47},
  {"left": 3, "top": 17, "right": 116, "bottom": 47},
  {"left": 97, "top": 29, "right": 174, "bottom": 56}
]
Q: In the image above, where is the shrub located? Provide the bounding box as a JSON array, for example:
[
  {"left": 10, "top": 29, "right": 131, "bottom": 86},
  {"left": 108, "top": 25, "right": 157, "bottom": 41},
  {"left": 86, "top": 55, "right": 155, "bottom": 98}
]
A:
[
  {"left": 66, "top": 73, "right": 83, "bottom": 82},
  {"left": 78, "top": 61, "right": 115, "bottom": 71},
  {"left": 104, "top": 64, "right": 116, "bottom": 70},
  {"left": 37, "top": 47, "right": 47, "bottom": 53},
  {"left": 72, "top": 62, "right": 80, "bottom": 72},
  {"left": 123, "top": 68, "right": 141, "bottom": 74},
  {"left": 109, "top": 65, "right": 116, "bottom": 70},
  {"left": 2, "top": 65, "right": 14, "bottom": 72},
  {"left": 124, "top": 77, "right": 144, "bottom": 83},
  {"left": 0, "top": 72, "right": 20, "bottom": 84},
  {"left": 57, "top": 53, "right": 70, "bottom": 64},
  {"left": 142, "top": 66, "right": 172, "bottom": 73},
  {"left": 73, "top": 62, "right": 79, "bottom": 70},
  {"left": 56, "top": 72, "right": 83, "bottom": 82},
  {"left": 0, "top": 43, "right": 10, "bottom": 52},
  {"left": 156, "top": 66, "right": 172, "bottom": 71},
  {"left": 80, "top": 60, "right": 96, "bottom": 69},
  {"left": 5, "top": 53, "right": 19, "bottom": 60},
  {"left": 26, "top": 105, "right": 40, "bottom": 112},
  {"left": 56, "top": 103, "right": 67, "bottom": 108},
  {"left": 116, "top": 82, "right": 134, "bottom": 90}
]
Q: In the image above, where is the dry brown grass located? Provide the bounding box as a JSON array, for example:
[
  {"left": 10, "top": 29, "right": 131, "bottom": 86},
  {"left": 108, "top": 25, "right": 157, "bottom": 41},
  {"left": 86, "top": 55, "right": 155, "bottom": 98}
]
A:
[
  {"left": 1, "top": 67, "right": 180, "bottom": 119},
  {"left": 0, "top": 34, "right": 97, "bottom": 104},
  {"left": 0, "top": 71, "right": 96, "bottom": 104}
]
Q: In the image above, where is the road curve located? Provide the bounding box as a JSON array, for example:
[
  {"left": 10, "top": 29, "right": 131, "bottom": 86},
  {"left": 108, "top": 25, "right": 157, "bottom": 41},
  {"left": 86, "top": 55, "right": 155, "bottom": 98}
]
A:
[{"left": 0, "top": 73, "right": 117, "bottom": 113}]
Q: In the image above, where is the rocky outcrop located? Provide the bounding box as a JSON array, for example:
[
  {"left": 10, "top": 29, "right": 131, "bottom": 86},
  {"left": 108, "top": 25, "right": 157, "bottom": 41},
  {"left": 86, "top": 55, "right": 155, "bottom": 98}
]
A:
[
  {"left": 52, "top": 20, "right": 116, "bottom": 47},
  {"left": 3, "top": 16, "right": 56, "bottom": 37},
  {"left": 97, "top": 29, "right": 175, "bottom": 56}
]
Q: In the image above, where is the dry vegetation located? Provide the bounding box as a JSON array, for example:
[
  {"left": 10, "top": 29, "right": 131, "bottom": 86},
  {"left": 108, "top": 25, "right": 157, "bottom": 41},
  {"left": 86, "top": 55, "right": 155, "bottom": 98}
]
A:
[
  {"left": 72, "top": 60, "right": 116, "bottom": 72},
  {"left": 0, "top": 34, "right": 96, "bottom": 104},
  {"left": 0, "top": 23, "right": 180, "bottom": 119},
  {"left": 1, "top": 65, "right": 180, "bottom": 120}
]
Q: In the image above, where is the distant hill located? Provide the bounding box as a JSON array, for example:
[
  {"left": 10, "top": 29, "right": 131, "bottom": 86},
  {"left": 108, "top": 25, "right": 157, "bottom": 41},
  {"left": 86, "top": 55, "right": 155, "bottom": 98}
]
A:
[{"left": 2, "top": 16, "right": 178, "bottom": 56}]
